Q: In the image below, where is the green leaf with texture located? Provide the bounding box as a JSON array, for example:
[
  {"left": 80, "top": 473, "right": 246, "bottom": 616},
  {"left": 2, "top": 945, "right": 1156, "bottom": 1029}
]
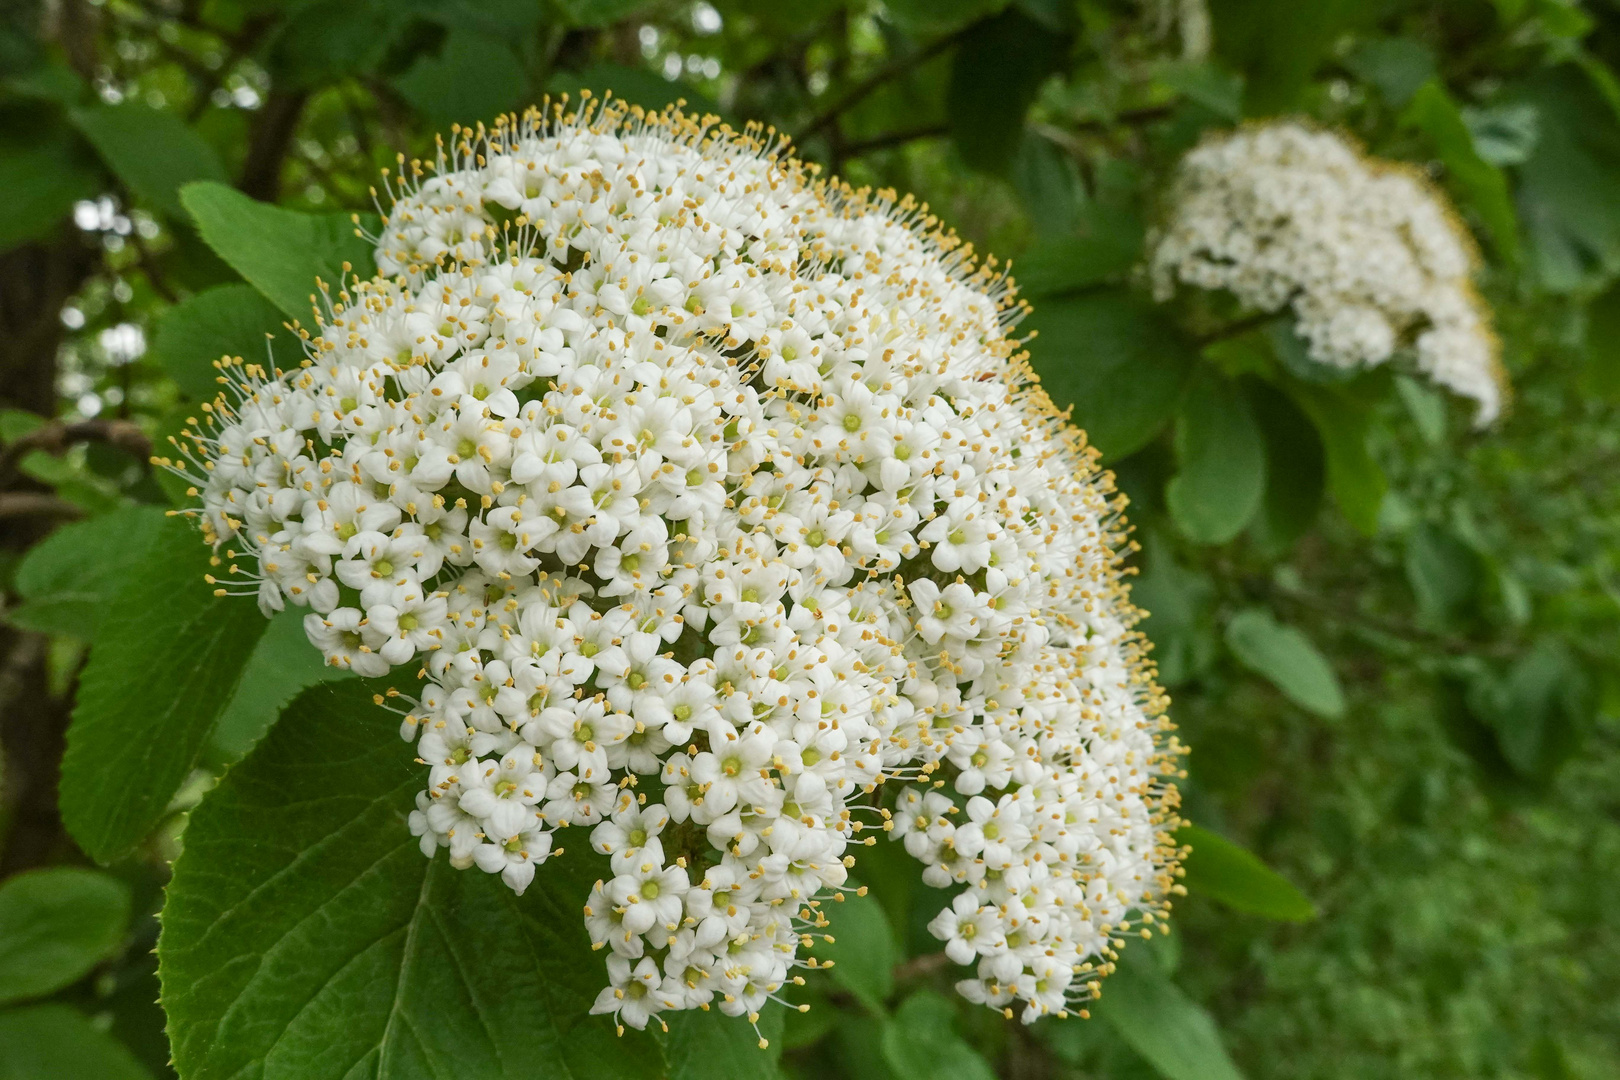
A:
[
  {"left": 1285, "top": 383, "right": 1385, "bottom": 536},
  {"left": 1401, "top": 80, "right": 1520, "bottom": 265},
  {"left": 207, "top": 606, "right": 352, "bottom": 765},
  {"left": 0, "top": 1004, "right": 154, "bottom": 1080},
  {"left": 659, "top": 1003, "right": 785, "bottom": 1079},
  {"left": 70, "top": 103, "right": 226, "bottom": 220},
  {"left": 1166, "top": 372, "right": 1266, "bottom": 544},
  {"left": 881, "top": 991, "right": 997, "bottom": 1080},
  {"left": 1175, "top": 824, "right": 1315, "bottom": 921},
  {"left": 150, "top": 283, "right": 294, "bottom": 401},
  {"left": 1023, "top": 289, "right": 1195, "bottom": 461},
  {"left": 1224, "top": 607, "right": 1346, "bottom": 720},
  {"left": 0, "top": 867, "right": 132, "bottom": 1005},
  {"left": 811, "top": 888, "right": 899, "bottom": 1013},
  {"left": 160, "top": 679, "right": 676, "bottom": 1080},
  {"left": 180, "top": 181, "right": 378, "bottom": 319},
  {"left": 60, "top": 514, "right": 270, "bottom": 862},
  {"left": 1095, "top": 949, "right": 1245, "bottom": 1080},
  {"left": 7, "top": 505, "right": 170, "bottom": 639},
  {"left": 947, "top": 8, "right": 1069, "bottom": 173}
]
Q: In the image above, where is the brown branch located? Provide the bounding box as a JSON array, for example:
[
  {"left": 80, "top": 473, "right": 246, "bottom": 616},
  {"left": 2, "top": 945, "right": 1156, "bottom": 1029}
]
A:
[
  {"left": 0, "top": 418, "right": 152, "bottom": 482},
  {"left": 0, "top": 494, "right": 86, "bottom": 521},
  {"left": 892, "top": 950, "right": 952, "bottom": 983},
  {"left": 844, "top": 122, "right": 949, "bottom": 158},
  {"left": 239, "top": 89, "right": 310, "bottom": 202},
  {"left": 798, "top": 31, "right": 964, "bottom": 142}
]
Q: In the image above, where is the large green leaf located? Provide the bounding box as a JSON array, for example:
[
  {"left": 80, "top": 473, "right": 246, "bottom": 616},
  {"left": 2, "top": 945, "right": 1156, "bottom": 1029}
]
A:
[
  {"left": 946, "top": 8, "right": 1069, "bottom": 173},
  {"left": 1166, "top": 372, "right": 1266, "bottom": 544},
  {"left": 1175, "top": 825, "right": 1316, "bottom": 921},
  {"left": 1507, "top": 66, "right": 1620, "bottom": 291},
  {"left": 7, "top": 505, "right": 170, "bottom": 639},
  {"left": 0, "top": 1004, "right": 154, "bottom": 1080},
  {"left": 660, "top": 1005, "right": 786, "bottom": 1079},
  {"left": 881, "top": 991, "right": 997, "bottom": 1080},
  {"left": 1247, "top": 380, "right": 1324, "bottom": 549},
  {"left": 1224, "top": 607, "right": 1346, "bottom": 720},
  {"left": 59, "top": 515, "right": 270, "bottom": 862},
  {"left": 150, "top": 283, "right": 295, "bottom": 401},
  {"left": 1285, "top": 383, "right": 1385, "bottom": 536},
  {"left": 1401, "top": 80, "right": 1520, "bottom": 265},
  {"left": 394, "top": 30, "right": 529, "bottom": 129},
  {"left": 1094, "top": 950, "right": 1245, "bottom": 1080},
  {"left": 70, "top": 103, "right": 227, "bottom": 220},
  {"left": 1023, "top": 289, "right": 1196, "bottom": 461},
  {"left": 0, "top": 867, "right": 132, "bottom": 1005},
  {"left": 180, "top": 181, "right": 378, "bottom": 319},
  {"left": 160, "top": 679, "right": 671, "bottom": 1080},
  {"left": 208, "top": 606, "right": 352, "bottom": 765},
  {"left": 1208, "top": 0, "right": 1364, "bottom": 114},
  {"left": 811, "top": 889, "right": 899, "bottom": 1013},
  {"left": 884, "top": 0, "right": 1010, "bottom": 36}
]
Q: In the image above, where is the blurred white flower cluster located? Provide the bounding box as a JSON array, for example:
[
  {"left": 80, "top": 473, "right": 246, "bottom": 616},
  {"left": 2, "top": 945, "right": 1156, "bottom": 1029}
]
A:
[
  {"left": 169, "top": 100, "right": 1181, "bottom": 1035},
  {"left": 1149, "top": 121, "right": 1506, "bottom": 425}
]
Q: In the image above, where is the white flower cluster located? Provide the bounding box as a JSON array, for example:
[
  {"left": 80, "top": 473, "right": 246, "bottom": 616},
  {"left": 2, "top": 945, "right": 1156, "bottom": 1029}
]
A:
[
  {"left": 1148, "top": 121, "right": 1506, "bottom": 425},
  {"left": 170, "top": 100, "right": 1181, "bottom": 1036}
]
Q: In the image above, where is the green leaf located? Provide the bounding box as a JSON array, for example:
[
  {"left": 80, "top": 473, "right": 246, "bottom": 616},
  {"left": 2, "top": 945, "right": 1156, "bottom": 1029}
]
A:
[
  {"left": 150, "top": 283, "right": 293, "bottom": 401},
  {"left": 1094, "top": 949, "right": 1245, "bottom": 1080},
  {"left": 60, "top": 515, "right": 270, "bottom": 862},
  {"left": 208, "top": 606, "right": 352, "bottom": 764},
  {"left": 552, "top": 0, "right": 659, "bottom": 28},
  {"left": 880, "top": 991, "right": 997, "bottom": 1080},
  {"left": 1507, "top": 67, "right": 1620, "bottom": 291},
  {"left": 8, "top": 505, "right": 170, "bottom": 639},
  {"left": 1174, "top": 824, "right": 1316, "bottom": 921},
  {"left": 0, "top": 1004, "right": 154, "bottom": 1080},
  {"left": 1023, "top": 289, "right": 1196, "bottom": 461},
  {"left": 1474, "top": 640, "right": 1592, "bottom": 779},
  {"left": 1224, "top": 607, "right": 1346, "bottom": 720},
  {"left": 1209, "top": 0, "right": 1365, "bottom": 114},
  {"left": 0, "top": 867, "right": 132, "bottom": 1005},
  {"left": 1401, "top": 80, "right": 1520, "bottom": 265},
  {"left": 394, "top": 30, "right": 529, "bottom": 129},
  {"left": 180, "top": 181, "right": 378, "bottom": 319},
  {"left": 546, "top": 64, "right": 719, "bottom": 119},
  {"left": 70, "top": 103, "right": 226, "bottom": 220},
  {"left": 1131, "top": 531, "right": 1217, "bottom": 689},
  {"left": 1285, "top": 383, "right": 1385, "bottom": 536},
  {"left": 1247, "top": 379, "right": 1324, "bottom": 549},
  {"left": 160, "top": 680, "right": 666, "bottom": 1080},
  {"left": 660, "top": 1004, "right": 785, "bottom": 1079},
  {"left": 263, "top": 0, "right": 404, "bottom": 90},
  {"left": 946, "top": 8, "right": 1068, "bottom": 174},
  {"left": 884, "top": 0, "right": 1010, "bottom": 36},
  {"left": 1344, "top": 37, "right": 1436, "bottom": 107},
  {"left": 1014, "top": 205, "right": 1143, "bottom": 298},
  {"left": 812, "top": 889, "right": 899, "bottom": 1013},
  {"left": 1166, "top": 372, "right": 1266, "bottom": 545},
  {"left": 1404, "top": 522, "right": 1482, "bottom": 623},
  {"left": 0, "top": 124, "right": 101, "bottom": 251}
]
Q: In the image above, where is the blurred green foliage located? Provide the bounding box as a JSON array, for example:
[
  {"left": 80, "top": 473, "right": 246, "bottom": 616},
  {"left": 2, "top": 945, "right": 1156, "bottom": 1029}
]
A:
[{"left": 1, "top": 0, "right": 1619, "bottom": 1078}]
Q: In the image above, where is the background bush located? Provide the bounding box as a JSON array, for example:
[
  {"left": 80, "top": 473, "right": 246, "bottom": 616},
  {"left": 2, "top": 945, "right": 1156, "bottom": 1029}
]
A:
[{"left": 1, "top": 1, "right": 1618, "bottom": 1077}]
